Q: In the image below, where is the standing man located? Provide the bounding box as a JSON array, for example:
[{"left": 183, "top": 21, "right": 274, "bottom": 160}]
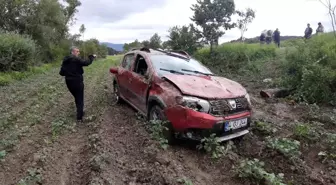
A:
[
  {"left": 316, "top": 22, "right": 324, "bottom": 35},
  {"left": 59, "top": 46, "right": 96, "bottom": 122},
  {"left": 273, "top": 28, "right": 280, "bottom": 48},
  {"left": 304, "top": 24, "right": 313, "bottom": 39},
  {"left": 260, "top": 31, "right": 266, "bottom": 45}
]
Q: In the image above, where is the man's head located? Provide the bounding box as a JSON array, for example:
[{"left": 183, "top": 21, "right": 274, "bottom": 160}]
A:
[
  {"left": 307, "top": 23, "right": 310, "bottom": 27},
  {"left": 318, "top": 22, "right": 322, "bottom": 26},
  {"left": 70, "top": 46, "right": 80, "bottom": 57}
]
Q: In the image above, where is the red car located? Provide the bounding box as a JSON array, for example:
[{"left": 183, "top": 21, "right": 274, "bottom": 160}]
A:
[{"left": 109, "top": 47, "right": 252, "bottom": 144}]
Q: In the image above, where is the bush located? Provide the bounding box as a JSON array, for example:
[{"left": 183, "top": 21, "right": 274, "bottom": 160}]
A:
[
  {"left": 0, "top": 31, "right": 38, "bottom": 72},
  {"left": 281, "top": 34, "right": 336, "bottom": 105},
  {"left": 194, "top": 43, "right": 276, "bottom": 73}
]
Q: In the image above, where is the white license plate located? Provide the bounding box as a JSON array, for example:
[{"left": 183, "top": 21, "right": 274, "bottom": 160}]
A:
[{"left": 224, "top": 118, "right": 248, "bottom": 131}]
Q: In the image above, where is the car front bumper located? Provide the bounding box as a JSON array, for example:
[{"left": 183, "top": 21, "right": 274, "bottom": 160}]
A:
[{"left": 164, "top": 105, "right": 252, "bottom": 141}]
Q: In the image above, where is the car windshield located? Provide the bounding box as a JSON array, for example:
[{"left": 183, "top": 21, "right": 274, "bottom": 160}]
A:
[{"left": 150, "top": 55, "right": 213, "bottom": 77}]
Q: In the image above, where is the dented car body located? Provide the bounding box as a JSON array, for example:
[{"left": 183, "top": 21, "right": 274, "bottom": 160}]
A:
[{"left": 109, "top": 48, "right": 252, "bottom": 143}]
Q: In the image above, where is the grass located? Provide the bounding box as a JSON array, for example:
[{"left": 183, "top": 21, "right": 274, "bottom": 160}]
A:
[
  {"left": 0, "top": 55, "right": 121, "bottom": 158},
  {"left": 0, "top": 62, "right": 62, "bottom": 86}
]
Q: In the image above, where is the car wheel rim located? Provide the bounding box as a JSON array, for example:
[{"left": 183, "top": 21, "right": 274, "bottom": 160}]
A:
[
  {"left": 113, "top": 85, "right": 119, "bottom": 103},
  {"left": 151, "top": 108, "right": 161, "bottom": 121}
]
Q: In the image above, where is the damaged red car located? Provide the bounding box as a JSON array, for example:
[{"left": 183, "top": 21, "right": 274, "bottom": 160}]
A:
[{"left": 109, "top": 47, "right": 252, "bottom": 144}]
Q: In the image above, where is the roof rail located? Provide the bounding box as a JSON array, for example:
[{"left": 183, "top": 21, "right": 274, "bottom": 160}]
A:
[
  {"left": 139, "top": 47, "right": 150, "bottom": 52},
  {"left": 170, "top": 50, "right": 190, "bottom": 58}
]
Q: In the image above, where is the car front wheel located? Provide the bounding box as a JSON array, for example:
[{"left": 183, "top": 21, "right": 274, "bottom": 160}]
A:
[
  {"left": 112, "top": 82, "right": 123, "bottom": 104},
  {"left": 148, "top": 105, "right": 176, "bottom": 144}
]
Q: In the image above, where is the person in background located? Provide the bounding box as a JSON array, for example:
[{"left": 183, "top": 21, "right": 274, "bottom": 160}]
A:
[
  {"left": 316, "top": 22, "right": 324, "bottom": 35},
  {"left": 260, "top": 31, "right": 266, "bottom": 45},
  {"left": 273, "top": 28, "right": 281, "bottom": 48},
  {"left": 304, "top": 23, "right": 313, "bottom": 39},
  {"left": 59, "top": 46, "right": 96, "bottom": 122},
  {"left": 265, "top": 30, "right": 273, "bottom": 44}
]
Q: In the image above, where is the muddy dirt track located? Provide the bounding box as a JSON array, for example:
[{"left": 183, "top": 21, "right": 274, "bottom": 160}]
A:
[{"left": 0, "top": 56, "right": 335, "bottom": 185}]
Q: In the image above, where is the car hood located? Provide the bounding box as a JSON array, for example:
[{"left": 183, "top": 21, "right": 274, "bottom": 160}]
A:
[{"left": 162, "top": 74, "right": 247, "bottom": 99}]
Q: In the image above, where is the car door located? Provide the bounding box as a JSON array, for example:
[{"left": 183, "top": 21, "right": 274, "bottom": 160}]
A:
[
  {"left": 127, "top": 54, "right": 152, "bottom": 113},
  {"left": 117, "top": 53, "right": 135, "bottom": 102}
]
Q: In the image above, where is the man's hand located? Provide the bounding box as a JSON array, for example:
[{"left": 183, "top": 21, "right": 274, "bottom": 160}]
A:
[{"left": 88, "top": 54, "right": 97, "bottom": 60}]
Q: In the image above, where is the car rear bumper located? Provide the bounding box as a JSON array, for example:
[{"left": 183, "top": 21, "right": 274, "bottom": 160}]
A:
[{"left": 164, "top": 105, "right": 252, "bottom": 140}]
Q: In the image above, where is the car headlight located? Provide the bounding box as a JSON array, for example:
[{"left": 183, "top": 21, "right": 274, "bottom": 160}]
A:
[
  {"left": 176, "top": 96, "right": 210, "bottom": 113},
  {"left": 245, "top": 93, "right": 251, "bottom": 105}
]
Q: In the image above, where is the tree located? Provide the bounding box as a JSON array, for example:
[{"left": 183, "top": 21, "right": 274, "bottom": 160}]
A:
[
  {"left": 190, "top": 0, "right": 236, "bottom": 54},
  {"left": 141, "top": 40, "right": 150, "bottom": 47},
  {"left": 123, "top": 39, "right": 142, "bottom": 51},
  {"left": 79, "top": 24, "right": 86, "bottom": 57},
  {"left": 167, "top": 24, "right": 202, "bottom": 54},
  {"left": 62, "top": 0, "right": 82, "bottom": 26},
  {"left": 236, "top": 8, "right": 256, "bottom": 42},
  {"left": 149, "top": 33, "right": 162, "bottom": 49},
  {"left": 162, "top": 41, "right": 170, "bottom": 50},
  {"left": 318, "top": 0, "right": 336, "bottom": 38}
]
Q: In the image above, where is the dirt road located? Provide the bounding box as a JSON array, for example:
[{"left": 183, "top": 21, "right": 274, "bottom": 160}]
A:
[{"left": 0, "top": 56, "right": 335, "bottom": 185}]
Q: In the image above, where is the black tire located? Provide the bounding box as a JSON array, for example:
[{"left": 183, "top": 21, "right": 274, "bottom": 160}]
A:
[
  {"left": 148, "top": 105, "right": 176, "bottom": 145},
  {"left": 112, "top": 81, "right": 123, "bottom": 104}
]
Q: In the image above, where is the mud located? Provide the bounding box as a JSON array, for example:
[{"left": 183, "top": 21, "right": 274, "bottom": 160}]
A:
[{"left": 0, "top": 57, "right": 335, "bottom": 185}]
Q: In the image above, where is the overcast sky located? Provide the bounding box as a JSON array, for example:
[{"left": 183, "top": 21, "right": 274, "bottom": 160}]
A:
[{"left": 69, "top": 0, "right": 333, "bottom": 44}]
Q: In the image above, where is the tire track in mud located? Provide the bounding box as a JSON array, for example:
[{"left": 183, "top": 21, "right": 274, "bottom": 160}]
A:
[
  {"left": 0, "top": 59, "right": 114, "bottom": 185},
  {"left": 86, "top": 74, "right": 242, "bottom": 185}
]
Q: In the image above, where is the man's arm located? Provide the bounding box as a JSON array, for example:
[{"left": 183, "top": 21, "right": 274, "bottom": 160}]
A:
[{"left": 77, "top": 55, "right": 95, "bottom": 66}]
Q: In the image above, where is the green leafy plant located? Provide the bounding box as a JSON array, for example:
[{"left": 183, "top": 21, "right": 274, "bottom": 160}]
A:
[
  {"left": 293, "top": 123, "right": 321, "bottom": 142},
  {"left": 148, "top": 120, "right": 169, "bottom": 150},
  {"left": 177, "top": 177, "right": 194, "bottom": 185},
  {"left": 266, "top": 137, "right": 301, "bottom": 159},
  {"left": 236, "top": 158, "right": 286, "bottom": 185},
  {"left": 253, "top": 121, "right": 278, "bottom": 136},
  {"left": 197, "top": 133, "right": 234, "bottom": 159}
]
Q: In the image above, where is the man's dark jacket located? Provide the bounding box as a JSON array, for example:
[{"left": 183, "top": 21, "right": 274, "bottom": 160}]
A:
[
  {"left": 273, "top": 30, "right": 280, "bottom": 42},
  {"left": 59, "top": 55, "right": 95, "bottom": 80}
]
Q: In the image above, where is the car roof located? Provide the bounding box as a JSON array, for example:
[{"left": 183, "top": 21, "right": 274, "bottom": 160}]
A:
[{"left": 125, "top": 47, "right": 191, "bottom": 61}]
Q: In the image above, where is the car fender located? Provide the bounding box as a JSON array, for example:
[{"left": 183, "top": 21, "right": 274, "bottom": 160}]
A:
[{"left": 147, "top": 95, "right": 167, "bottom": 110}]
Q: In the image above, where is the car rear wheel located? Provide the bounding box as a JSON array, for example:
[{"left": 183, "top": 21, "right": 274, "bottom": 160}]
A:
[
  {"left": 112, "top": 82, "right": 122, "bottom": 104},
  {"left": 149, "top": 105, "right": 176, "bottom": 144}
]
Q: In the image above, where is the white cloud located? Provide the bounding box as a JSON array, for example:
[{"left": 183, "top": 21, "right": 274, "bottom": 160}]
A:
[{"left": 69, "top": 0, "right": 333, "bottom": 44}]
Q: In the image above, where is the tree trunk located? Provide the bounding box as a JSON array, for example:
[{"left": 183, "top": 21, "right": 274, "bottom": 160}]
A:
[{"left": 210, "top": 42, "right": 213, "bottom": 57}]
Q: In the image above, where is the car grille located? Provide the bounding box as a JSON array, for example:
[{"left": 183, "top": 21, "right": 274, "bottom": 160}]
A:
[{"left": 209, "top": 97, "right": 249, "bottom": 116}]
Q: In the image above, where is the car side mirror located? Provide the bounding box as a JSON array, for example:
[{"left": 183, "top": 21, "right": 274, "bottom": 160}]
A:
[{"left": 109, "top": 67, "right": 118, "bottom": 74}]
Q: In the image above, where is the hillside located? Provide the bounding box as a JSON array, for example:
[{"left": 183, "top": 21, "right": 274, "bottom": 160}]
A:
[
  {"left": 229, "top": 35, "right": 302, "bottom": 43},
  {"left": 101, "top": 42, "right": 124, "bottom": 51}
]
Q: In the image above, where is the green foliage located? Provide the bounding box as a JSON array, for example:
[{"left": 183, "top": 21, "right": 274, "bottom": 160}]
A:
[
  {"left": 236, "top": 8, "right": 256, "bottom": 41},
  {"left": 123, "top": 39, "right": 142, "bottom": 51},
  {"left": 236, "top": 158, "right": 286, "bottom": 185},
  {"left": 149, "top": 33, "right": 162, "bottom": 49},
  {"left": 148, "top": 120, "right": 169, "bottom": 150},
  {"left": 196, "top": 133, "right": 234, "bottom": 159},
  {"left": 0, "top": 62, "right": 60, "bottom": 86},
  {"left": 281, "top": 34, "right": 336, "bottom": 105},
  {"left": 194, "top": 43, "right": 276, "bottom": 73},
  {"left": 18, "top": 168, "right": 43, "bottom": 185},
  {"left": 0, "top": 0, "right": 82, "bottom": 71},
  {"left": 167, "top": 24, "right": 202, "bottom": 54},
  {"left": 0, "top": 150, "right": 6, "bottom": 160},
  {"left": 293, "top": 123, "right": 320, "bottom": 142},
  {"left": 190, "top": 0, "right": 236, "bottom": 52},
  {"left": 266, "top": 137, "right": 301, "bottom": 159},
  {"left": 177, "top": 177, "right": 194, "bottom": 185},
  {"left": 0, "top": 32, "right": 37, "bottom": 72},
  {"left": 78, "top": 39, "right": 108, "bottom": 59},
  {"left": 253, "top": 121, "right": 278, "bottom": 136}
]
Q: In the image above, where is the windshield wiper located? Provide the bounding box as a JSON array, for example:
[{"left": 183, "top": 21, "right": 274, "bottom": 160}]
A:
[
  {"left": 181, "top": 69, "right": 214, "bottom": 76},
  {"left": 160, "top": 68, "right": 185, "bottom": 75}
]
